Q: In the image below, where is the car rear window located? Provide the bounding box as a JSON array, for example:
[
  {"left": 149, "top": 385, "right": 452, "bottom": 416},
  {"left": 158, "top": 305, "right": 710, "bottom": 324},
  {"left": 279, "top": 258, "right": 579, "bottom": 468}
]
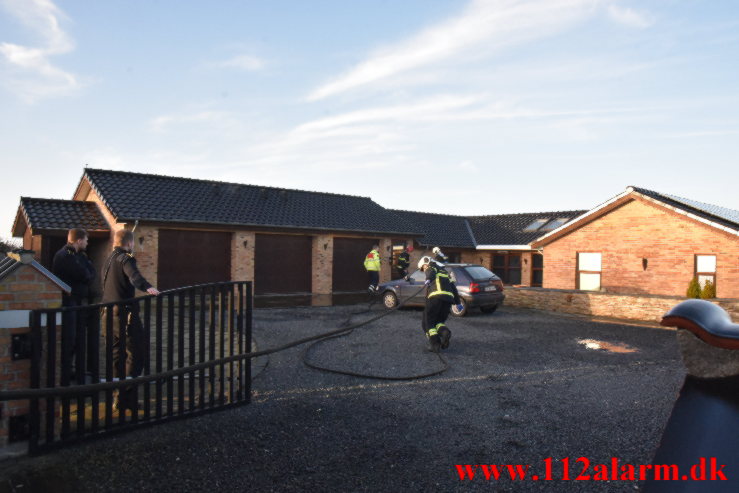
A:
[{"left": 464, "top": 265, "right": 496, "bottom": 280}]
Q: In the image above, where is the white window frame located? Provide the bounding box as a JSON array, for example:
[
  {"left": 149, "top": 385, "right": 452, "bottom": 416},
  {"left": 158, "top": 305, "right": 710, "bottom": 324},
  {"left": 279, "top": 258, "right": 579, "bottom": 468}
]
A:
[
  {"left": 577, "top": 252, "right": 602, "bottom": 291},
  {"left": 695, "top": 254, "right": 716, "bottom": 289}
]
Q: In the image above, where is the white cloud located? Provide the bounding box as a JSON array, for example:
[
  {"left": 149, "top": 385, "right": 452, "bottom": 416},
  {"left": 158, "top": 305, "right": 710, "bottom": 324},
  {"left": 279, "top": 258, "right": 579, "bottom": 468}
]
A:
[
  {"left": 607, "top": 5, "right": 653, "bottom": 29},
  {"left": 208, "top": 54, "right": 265, "bottom": 72},
  {"left": 307, "top": 0, "right": 600, "bottom": 101},
  {"left": 148, "top": 110, "right": 242, "bottom": 133},
  {"left": 0, "top": 0, "right": 80, "bottom": 101}
]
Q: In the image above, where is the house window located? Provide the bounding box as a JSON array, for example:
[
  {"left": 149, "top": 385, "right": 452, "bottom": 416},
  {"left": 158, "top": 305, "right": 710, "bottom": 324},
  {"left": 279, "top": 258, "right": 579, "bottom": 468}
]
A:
[
  {"left": 695, "top": 254, "right": 716, "bottom": 288},
  {"left": 523, "top": 219, "right": 547, "bottom": 232},
  {"left": 539, "top": 217, "right": 570, "bottom": 232},
  {"left": 493, "top": 253, "right": 522, "bottom": 285},
  {"left": 532, "top": 254, "right": 543, "bottom": 287},
  {"left": 577, "top": 252, "right": 601, "bottom": 291}
]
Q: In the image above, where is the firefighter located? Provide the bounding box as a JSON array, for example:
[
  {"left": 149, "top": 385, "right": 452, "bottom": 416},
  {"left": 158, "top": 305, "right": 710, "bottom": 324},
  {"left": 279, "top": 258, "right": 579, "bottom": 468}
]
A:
[
  {"left": 418, "top": 256, "right": 463, "bottom": 352},
  {"left": 432, "top": 246, "right": 449, "bottom": 264},
  {"left": 101, "top": 229, "right": 160, "bottom": 412},
  {"left": 364, "top": 244, "right": 381, "bottom": 294},
  {"left": 396, "top": 244, "right": 413, "bottom": 280}
]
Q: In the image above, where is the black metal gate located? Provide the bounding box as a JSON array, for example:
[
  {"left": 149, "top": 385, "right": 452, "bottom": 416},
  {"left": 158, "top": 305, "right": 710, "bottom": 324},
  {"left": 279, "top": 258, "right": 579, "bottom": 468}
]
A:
[{"left": 17, "top": 281, "right": 251, "bottom": 455}]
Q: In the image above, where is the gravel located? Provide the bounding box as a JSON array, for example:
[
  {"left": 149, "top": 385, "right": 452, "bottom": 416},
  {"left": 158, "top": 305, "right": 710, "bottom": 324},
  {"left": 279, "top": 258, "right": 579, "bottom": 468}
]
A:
[{"left": 0, "top": 304, "right": 684, "bottom": 492}]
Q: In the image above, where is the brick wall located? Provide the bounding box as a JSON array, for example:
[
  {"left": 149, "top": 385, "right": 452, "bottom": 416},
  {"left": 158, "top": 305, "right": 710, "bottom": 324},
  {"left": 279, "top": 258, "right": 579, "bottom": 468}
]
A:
[
  {"left": 312, "top": 235, "right": 333, "bottom": 303},
  {"left": 0, "top": 264, "right": 64, "bottom": 448},
  {"left": 542, "top": 197, "right": 739, "bottom": 298},
  {"left": 132, "top": 225, "right": 159, "bottom": 287},
  {"left": 232, "top": 231, "right": 255, "bottom": 284},
  {"left": 506, "top": 286, "right": 739, "bottom": 324}
]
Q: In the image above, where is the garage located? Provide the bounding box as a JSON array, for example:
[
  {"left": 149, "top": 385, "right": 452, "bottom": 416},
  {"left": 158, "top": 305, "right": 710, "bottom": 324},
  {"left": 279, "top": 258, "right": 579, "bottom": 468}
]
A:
[
  {"left": 158, "top": 229, "right": 232, "bottom": 290},
  {"left": 254, "top": 234, "right": 313, "bottom": 295},
  {"left": 332, "top": 237, "right": 380, "bottom": 292}
]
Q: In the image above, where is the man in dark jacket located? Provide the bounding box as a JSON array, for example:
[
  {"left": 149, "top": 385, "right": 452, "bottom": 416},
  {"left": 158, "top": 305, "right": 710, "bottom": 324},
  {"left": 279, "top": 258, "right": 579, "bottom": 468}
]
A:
[
  {"left": 52, "top": 228, "right": 96, "bottom": 381},
  {"left": 102, "top": 229, "right": 159, "bottom": 412},
  {"left": 52, "top": 228, "right": 95, "bottom": 306},
  {"left": 418, "top": 256, "right": 462, "bottom": 353}
]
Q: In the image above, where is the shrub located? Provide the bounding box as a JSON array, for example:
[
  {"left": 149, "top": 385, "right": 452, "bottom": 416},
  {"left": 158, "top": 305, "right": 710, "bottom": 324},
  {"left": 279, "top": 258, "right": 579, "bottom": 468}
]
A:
[
  {"left": 700, "top": 279, "right": 717, "bottom": 299},
  {"left": 686, "top": 277, "right": 701, "bottom": 298}
]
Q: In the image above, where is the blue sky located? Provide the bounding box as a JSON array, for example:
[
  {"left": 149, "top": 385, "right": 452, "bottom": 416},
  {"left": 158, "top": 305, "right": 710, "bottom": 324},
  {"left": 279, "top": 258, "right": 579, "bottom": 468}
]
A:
[{"left": 1, "top": 0, "right": 738, "bottom": 242}]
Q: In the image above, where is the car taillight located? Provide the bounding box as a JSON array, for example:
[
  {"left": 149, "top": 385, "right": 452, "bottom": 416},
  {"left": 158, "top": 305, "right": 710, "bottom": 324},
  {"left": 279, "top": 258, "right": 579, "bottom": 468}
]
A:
[
  {"left": 469, "top": 282, "right": 480, "bottom": 293},
  {"left": 494, "top": 280, "right": 504, "bottom": 291}
]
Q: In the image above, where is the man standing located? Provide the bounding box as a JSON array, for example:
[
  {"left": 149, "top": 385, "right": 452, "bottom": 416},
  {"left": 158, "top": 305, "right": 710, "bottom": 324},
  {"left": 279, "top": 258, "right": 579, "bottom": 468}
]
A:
[
  {"left": 102, "top": 229, "right": 160, "bottom": 412},
  {"left": 417, "top": 256, "right": 462, "bottom": 353},
  {"left": 364, "top": 244, "right": 381, "bottom": 294},
  {"left": 396, "top": 244, "right": 413, "bottom": 280},
  {"left": 52, "top": 228, "right": 96, "bottom": 380},
  {"left": 52, "top": 228, "right": 95, "bottom": 307}
]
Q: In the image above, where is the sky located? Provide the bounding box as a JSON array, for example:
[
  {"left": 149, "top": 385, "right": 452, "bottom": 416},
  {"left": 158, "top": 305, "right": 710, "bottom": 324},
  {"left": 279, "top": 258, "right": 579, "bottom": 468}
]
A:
[{"left": 1, "top": 0, "right": 738, "bottom": 242}]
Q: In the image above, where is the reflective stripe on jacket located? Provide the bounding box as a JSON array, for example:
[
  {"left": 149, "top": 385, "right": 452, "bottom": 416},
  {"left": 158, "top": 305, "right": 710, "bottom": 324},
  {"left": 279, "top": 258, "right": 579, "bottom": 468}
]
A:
[
  {"left": 364, "top": 250, "right": 381, "bottom": 271},
  {"left": 425, "top": 263, "right": 460, "bottom": 303}
]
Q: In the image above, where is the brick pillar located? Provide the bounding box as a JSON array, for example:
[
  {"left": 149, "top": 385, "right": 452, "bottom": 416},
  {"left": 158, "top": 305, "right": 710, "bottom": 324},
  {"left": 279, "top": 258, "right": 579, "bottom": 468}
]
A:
[
  {"left": 380, "top": 238, "right": 392, "bottom": 283},
  {"left": 0, "top": 254, "right": 65, "bottom": 450},
  {"left": 520, "top": 251, "right": 533, "bottom": 287},
  {"left": 132, "top": 225, "right": 159, "bottom": 287},
  {"left": 312, "top": 235, "right": 333, "bottom": 306},
  {"left": 231, "top": 231, "right": 255, "bottom": 283}
]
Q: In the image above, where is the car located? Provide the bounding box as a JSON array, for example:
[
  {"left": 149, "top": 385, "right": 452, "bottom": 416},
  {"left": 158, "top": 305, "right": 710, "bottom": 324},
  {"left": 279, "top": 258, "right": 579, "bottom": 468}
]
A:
[{"left": 378, "top": 263, "right": 505, "bottom": 316}]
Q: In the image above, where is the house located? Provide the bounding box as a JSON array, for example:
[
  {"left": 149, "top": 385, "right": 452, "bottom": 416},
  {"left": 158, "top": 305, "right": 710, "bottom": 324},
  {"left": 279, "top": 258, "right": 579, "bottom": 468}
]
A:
[
  {"left": 531, "top": 186, "right": 739, "bottom": 298},
  {"left": 12, "top": 168, "right": 423, "bottom": 296},
  {"left": 390, "top": 209, "right": 585, "bottom": 286}
]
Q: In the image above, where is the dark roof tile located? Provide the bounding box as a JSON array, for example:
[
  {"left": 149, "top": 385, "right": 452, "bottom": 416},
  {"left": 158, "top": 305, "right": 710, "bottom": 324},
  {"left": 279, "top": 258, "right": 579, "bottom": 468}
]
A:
[
  {"left": 468, "top": 210, "right": 587, "bottom": 246},
  {"left": 84, "top": 169, "right": 422, "bottom": 236},
  {"left": 632, "top": 187, "right": 739, "bottom": 231},
  {"left": 390, "top": 210, "right": 475, "bottom": 248},
  {"left": 16, "top": 197, "right": 110, "bottom": 234}
]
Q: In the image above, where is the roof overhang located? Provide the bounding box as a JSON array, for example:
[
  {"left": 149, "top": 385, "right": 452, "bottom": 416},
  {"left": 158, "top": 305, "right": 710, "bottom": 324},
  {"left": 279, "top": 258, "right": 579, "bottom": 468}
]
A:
[{"left": 475, "top": 245, "right": 534, "bottom": 251}]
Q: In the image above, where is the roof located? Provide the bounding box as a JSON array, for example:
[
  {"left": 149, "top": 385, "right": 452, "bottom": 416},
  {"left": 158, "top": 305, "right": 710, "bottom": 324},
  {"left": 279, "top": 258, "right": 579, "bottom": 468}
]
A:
[
  {"left": 631, "top": 187, "right": 739, "bottom": 232},
  {"left": 79, "top": 168, "right": 423, "bottom": 236},
  {"left": 0, "top": 252, "right": 71, "bottom": 293},
  {"left": 12, "top": 197, "right": 110, "bottom": 237},
  {"left": 389, "top": 210, "right": 476, "bottom": 248},
  {"left": 467, "top": 211, "right": 587, "bottom": 247},
  {"left": 532, "top": 186, "right": 739, "bottom": 247}
]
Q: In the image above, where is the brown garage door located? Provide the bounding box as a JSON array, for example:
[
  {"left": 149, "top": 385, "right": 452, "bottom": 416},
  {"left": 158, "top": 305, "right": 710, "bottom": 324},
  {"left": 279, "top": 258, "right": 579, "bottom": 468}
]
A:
[
  {"left": 332, "top": 237, "right": 380, "bottom": 292},
  {"left": 255, "top": 234, "right": 312, "bottom": 295},
  {"left": 158, "top": 229, "right": 232, "bottom": 291}
]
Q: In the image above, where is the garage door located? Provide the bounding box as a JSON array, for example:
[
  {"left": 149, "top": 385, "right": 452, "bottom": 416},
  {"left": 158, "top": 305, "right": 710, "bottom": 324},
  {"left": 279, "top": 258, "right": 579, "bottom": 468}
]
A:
[
  {"left": 332, "top": 237, "right": 379, "bottom": 292},
  {"left": 255, "top": 234, "right": 312, "bottom": 295},
  {"left": 158, "top": 229, "right": 232, "bottom": 290}
]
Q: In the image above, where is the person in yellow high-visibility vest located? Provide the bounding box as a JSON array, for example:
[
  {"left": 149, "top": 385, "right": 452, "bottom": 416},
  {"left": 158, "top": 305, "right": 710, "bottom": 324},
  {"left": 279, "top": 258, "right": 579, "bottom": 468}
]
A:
[{"left": 364, "top": 244, "right": 381, "bottom": 294}]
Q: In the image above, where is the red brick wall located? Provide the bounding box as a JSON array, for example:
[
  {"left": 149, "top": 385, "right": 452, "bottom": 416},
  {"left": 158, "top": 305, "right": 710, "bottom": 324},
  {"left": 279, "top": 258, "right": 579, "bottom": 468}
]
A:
[
  {"left": 1, "top": 265, "right": 64, "bottom": 447},
  {"left": 542, "top": 198, "right": 739, "bottom": 298}
]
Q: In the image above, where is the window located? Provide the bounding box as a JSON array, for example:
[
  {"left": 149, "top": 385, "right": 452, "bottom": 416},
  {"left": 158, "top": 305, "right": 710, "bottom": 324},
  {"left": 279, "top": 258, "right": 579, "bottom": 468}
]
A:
[
  {"left": 539, "top": 217, "right": 570, "bottom": 232},
  {"left": 492, "top": 253, "right": 522, "bottom": 285},
  {"left": 695, "top": 254, "right": 716, "bottom": 288},
  {"left": 464, "top": 265, "right": 496, "bottom": 281},
  {"left": 523, "top": 219, "right": 548, "bottom": 232},
  {"left": 532, "top": 254, "right": 543, "bottom": 287},
  {"left": 410, "top": 270, "right": 425, "bottom": 282},
  {"left": 577, "top": 252, "right": 601, "bottom": 291}
]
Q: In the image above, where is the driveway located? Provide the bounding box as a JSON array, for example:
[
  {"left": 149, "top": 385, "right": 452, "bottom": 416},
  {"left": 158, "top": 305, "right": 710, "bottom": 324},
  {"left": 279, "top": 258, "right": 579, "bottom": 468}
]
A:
[{"left": 0, "top": 305, "right": 684, "bottom": 492}]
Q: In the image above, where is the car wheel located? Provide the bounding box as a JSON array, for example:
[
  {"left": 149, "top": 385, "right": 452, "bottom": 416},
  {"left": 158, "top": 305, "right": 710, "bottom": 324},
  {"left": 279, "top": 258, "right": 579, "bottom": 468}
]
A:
[
  {"left": 480, "top": 305, "right": 498, "bottom": 314},
  {"left": 451, "top": 299, "right": 468, "bottom": 317},
  {"left": 383, "top": 291, "right": 399, "bottom": 309}
]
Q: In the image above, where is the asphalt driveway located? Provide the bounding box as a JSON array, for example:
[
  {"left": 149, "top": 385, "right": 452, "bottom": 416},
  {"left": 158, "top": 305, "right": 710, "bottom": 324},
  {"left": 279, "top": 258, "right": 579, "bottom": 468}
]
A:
[{"left": 0, "top": 304, "right": 684, "bottom": 492}]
